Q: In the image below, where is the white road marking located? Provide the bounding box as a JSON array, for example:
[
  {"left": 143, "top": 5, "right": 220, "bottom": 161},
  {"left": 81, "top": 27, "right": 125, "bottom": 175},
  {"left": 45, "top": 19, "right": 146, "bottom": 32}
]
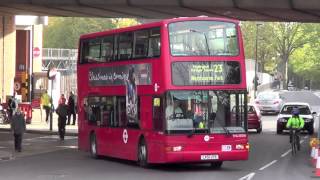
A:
[
  {"left": 300, "top": 140, "right": 304, "bottom": 144},
  {"left": 56, "top": 145, "right": 77, "bottom": 149},
  {"left": 238, "top": 172, "right": 255, "bottom": 180},
  {"left": 281, "top": 149, "right": 292, "bottom": 157},
  {"left": 259, "top": 160, "right": 277, "bottom": 171}
]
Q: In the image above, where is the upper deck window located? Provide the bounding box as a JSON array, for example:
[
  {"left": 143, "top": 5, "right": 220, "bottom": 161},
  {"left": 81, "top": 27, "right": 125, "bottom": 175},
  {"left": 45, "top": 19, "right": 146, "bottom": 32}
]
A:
[
  {"left": 169, "top": 21, "right": 239, "bottom": 56},
  {"left": 80, "top": 27, "right": 161, "bottom": 64}
]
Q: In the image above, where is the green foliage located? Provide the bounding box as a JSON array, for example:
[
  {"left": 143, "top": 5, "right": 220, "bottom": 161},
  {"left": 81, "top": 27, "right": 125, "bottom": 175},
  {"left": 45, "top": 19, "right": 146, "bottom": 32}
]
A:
[
  {"left": 241, "top": 22, "right": 320, "bottom": 89},
  {"left": 43, "top": 17, "right": 139, "bottom": 49},
  {"left": 290, "top": 23, "right": 320, "bottom": 84},
  {"left": 241, "top": 22, "right": 276, "bottom": 73}
]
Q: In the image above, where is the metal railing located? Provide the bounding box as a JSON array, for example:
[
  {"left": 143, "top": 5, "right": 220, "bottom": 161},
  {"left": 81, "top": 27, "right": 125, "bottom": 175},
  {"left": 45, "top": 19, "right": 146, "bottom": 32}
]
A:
[
  {"left": 42, "top": 48, "right": 78, "bottom": 71},
  {"left": 42, "top": 48, "right": 78, "bottom": 95}
]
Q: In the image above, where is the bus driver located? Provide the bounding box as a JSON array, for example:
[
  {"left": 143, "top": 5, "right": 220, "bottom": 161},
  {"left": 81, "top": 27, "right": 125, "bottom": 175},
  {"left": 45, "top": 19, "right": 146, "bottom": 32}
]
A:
[{"left": 166, "top": 100, "right": 183, "bottom": 119}]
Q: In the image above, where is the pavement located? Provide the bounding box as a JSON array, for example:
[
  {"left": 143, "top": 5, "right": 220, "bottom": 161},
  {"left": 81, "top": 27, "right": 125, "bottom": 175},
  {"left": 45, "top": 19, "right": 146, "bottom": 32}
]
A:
[
  {"left": 0, "top": 108, "right": 78, "bottom": 161},
  {"left": 0, "top": 109, "right": 78, "bottom": 136}
]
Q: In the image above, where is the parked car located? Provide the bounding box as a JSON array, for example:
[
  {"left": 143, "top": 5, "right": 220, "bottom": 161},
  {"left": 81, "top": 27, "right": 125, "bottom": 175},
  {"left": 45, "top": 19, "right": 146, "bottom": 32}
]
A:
[
  {"left": 248, "top": 104, "right": 262, "bottom": 133},
  {"left": 254, "top": 91, "right": 284, "bottom": 114},
  {"left": 231, "top": 104, "right": 262, "bottom": 133},
  {"left": 276, "top": 102, "right": 316, "bottom": 135}
]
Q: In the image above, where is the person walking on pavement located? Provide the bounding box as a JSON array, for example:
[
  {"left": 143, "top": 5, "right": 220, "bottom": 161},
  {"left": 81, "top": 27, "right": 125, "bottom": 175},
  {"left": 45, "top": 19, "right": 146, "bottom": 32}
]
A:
[
  {"left": 41, "top": 90, "right": 52, "bottom": 123},
  {"left": 67, "top": 91, "right": 76, "bottom": 125},
  {"left": 56, "top": 97, "right": 68, "bottom": 140},
  {"left": 58, "top": 94, "right": 66, "bottom": 105},
  {"left": 8, "top": 95, "right": 18, "bottom": 121},
  {"left": 11, "top": 109, "right": 26, "bottom": 152}
]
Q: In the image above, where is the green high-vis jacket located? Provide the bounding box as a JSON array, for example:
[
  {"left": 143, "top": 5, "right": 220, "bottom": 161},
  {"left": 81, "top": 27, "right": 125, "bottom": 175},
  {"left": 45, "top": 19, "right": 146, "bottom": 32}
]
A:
[{"left": 286, "top": 116, "right": 304, "bottom": 129}]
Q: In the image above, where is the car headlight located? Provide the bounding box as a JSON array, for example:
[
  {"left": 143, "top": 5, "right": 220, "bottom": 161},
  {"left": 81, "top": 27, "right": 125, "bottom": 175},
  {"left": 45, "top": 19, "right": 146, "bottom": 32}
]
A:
[
  {"left": 304, "top": 118, "right": 313, "bottom": 123},
  {"left": 278, "top": 118, "right": 287, "bottom": 122}
]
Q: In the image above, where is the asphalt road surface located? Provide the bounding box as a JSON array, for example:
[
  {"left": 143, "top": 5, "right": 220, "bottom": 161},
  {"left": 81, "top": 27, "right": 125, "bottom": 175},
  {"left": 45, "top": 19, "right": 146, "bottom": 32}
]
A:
[{"left": 0, "top": 90, "right": 318, "bottom": 180}]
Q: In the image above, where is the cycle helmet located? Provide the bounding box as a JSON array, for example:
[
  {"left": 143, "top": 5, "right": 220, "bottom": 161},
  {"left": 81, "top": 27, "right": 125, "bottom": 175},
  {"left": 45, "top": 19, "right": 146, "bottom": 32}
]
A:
[{"left": 292, "top": 108, "right": 300, "bottom": 116}]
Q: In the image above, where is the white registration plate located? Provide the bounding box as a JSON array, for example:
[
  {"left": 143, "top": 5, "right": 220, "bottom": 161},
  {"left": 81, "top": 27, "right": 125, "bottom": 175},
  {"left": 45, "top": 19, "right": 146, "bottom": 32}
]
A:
[
  {"left": 222, "top": 145, "right": 232, "bottom": 152},
  {"left": 200, "top": 154, "right": 219, "bottom": 160}
]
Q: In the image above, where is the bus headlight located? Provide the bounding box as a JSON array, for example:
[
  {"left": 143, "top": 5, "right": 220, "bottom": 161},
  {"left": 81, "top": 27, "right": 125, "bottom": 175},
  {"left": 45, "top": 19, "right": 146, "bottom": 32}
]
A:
[
  {"left": 236, "top": 144, "right": 244, "bottom": 150},
  {"left": 165, "top": 145, "right": 183, "bottom": 152}
]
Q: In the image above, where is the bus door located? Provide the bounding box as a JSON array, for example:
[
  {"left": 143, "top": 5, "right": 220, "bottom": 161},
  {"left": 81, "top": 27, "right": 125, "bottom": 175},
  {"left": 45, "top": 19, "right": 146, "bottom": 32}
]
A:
[
  {"left": 113, "top": 96, "right": 141, "bottom": 160},
  {"left": 86, "top": 96, "right": 113, "bottom": 155}
]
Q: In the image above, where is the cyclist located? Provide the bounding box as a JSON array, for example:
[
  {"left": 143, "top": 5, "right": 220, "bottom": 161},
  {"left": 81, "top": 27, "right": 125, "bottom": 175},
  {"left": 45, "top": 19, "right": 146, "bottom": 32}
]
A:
[{"left": 286, "top": 108, "right": 304, "bottom": 150}]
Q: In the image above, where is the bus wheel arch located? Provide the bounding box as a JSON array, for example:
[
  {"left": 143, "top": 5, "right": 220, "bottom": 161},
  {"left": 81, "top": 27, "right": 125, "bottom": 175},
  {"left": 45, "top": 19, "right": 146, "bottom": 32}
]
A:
[
  {"left": 137, "top": 136, "right": 149, "bottom": 167},
  {"left": 89, "top": 131, "right": 99, "bottom": 159}
]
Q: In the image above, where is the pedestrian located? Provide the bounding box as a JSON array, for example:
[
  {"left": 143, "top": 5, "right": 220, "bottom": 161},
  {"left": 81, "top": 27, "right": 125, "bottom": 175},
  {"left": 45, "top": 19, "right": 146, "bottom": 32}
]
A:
[
  {"left": 58, "top": 94, "right": 66, "bottom": 105},
  {"left": 67, "top": 91, "right": 76, "bottom": 125},
  {"left": 55, "top": 97, "right": 68, "bottom": 140},
  {"left": 11, "top": 108, "right": 26, "bottom": 152},
  {"left": 41, "top": 90, "right": 52, "bottom": 123},
  {"left": 8, "top": 96, "right": 18, "bottom": 120}
]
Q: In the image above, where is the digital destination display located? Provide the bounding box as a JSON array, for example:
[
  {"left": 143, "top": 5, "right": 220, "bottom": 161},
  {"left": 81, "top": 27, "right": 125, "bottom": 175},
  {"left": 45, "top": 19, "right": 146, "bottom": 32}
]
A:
[{"left": 172, "top": 61, "right": 240, "bottom": 85}]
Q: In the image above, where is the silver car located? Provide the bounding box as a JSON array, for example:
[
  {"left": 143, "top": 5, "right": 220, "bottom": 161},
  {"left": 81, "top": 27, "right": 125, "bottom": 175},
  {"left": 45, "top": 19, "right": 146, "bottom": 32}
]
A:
[{"left": 254, "top": 91, "right": 283, "bottom": 114}]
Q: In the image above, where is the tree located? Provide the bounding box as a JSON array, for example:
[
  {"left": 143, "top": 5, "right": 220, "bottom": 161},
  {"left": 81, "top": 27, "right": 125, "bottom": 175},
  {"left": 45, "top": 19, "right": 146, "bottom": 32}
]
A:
[
  {"left": 290, "top": 23, "right": 320, "bottom": 88},
  {"left": 270, "top": 22, "right": 308, "bottom": 89},
  {"left": 241, "top": 22, "right": 276, "bottom": 73},
  {"left": 43, "top": 17, "right": 139, "bottom": 49}
]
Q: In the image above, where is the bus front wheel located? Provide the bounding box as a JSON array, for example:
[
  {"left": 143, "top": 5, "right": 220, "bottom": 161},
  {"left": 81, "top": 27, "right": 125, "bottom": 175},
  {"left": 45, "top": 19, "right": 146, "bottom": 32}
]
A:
[
  {"left": 138, "top": 139, "right": 149, "bottom": 167},
  {"left": 90, "top": 133, "right": 99, "bottom": 159},
  {"left": 210, "top": 161, "right": 223, "bottom": 169}
]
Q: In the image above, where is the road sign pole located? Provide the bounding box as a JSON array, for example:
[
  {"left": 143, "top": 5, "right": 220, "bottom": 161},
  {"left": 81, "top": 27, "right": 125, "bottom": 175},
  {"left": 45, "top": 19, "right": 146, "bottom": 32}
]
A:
[
  {"left": 47, "top": 67, "right": 57, "bottom": 131},
  {"left": 318, "top": 114, "right": 320, "bottom": 146},
  {"left": 50, "top": 79, "right": 53, "bottom": 131}
]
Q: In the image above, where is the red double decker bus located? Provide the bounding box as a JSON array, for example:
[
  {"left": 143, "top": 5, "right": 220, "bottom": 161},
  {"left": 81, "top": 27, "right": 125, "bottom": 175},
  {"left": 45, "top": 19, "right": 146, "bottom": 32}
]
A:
[{"left": 77, "top": 17, "right": 249, "bottom": 168}]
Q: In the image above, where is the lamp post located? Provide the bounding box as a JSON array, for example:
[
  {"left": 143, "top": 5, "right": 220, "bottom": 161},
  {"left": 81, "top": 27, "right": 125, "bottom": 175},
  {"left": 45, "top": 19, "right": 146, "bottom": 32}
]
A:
[{"left": 254, "top": 22, "right": 263, "bottom": 98}]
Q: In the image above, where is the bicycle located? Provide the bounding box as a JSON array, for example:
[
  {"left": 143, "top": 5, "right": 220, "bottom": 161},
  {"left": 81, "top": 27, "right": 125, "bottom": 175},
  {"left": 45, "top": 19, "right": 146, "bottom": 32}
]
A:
[{"left": 290, "top": 128, "right": 300, "bottom": 155}]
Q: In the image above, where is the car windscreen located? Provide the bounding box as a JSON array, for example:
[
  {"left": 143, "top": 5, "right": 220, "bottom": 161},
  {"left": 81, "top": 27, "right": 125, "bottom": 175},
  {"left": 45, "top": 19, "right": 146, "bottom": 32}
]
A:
[
  {"left": 257, "top": 93, "right": 278, "bottom": 100},
  {"left": 280, "top": 105, "right": 311, "bottom": 115}
]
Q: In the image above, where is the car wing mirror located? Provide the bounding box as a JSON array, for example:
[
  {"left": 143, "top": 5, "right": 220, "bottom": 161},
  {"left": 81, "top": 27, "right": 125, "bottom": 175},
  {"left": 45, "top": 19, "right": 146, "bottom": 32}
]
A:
[{"left": 312, "top": 112, "right": 317, "bottom": 115}]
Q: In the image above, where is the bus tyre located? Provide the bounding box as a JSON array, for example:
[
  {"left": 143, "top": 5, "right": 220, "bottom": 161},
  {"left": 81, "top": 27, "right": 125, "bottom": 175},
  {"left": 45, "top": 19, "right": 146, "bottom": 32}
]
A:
[
  {"left": 138, "top": 139, "right": 149, "bottom": 168},
  {"left": 90, "top": 133, "right": 99, "bottom": 159},
  {"left": 210, "top": 161, "right": 223, "bottom": 169}
]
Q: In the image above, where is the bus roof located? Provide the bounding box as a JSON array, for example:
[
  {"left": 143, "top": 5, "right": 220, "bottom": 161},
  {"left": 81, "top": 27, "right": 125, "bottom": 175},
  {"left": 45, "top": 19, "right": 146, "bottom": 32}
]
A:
[{"left": 80, "top": 16, "right": 240, "bottom": 40}]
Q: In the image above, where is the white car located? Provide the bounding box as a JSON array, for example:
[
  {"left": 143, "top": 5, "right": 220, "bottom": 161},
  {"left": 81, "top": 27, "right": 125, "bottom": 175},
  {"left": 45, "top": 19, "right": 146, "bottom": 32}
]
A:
[
  {"left": 276, "top": 102, "right": 316, "bottom": 134},
  {"left": 254, "top": 91, "right": 284, "bottom": 114}
]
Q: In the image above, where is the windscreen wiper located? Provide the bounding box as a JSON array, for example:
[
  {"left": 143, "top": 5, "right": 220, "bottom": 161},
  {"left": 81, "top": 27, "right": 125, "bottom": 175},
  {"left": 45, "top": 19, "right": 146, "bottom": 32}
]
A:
[
  {"left": 214, "top": 118, "right": 231, "bottom": 135},
  {"left": 222, "top": 126, "right": 231, "bottom": 136}
]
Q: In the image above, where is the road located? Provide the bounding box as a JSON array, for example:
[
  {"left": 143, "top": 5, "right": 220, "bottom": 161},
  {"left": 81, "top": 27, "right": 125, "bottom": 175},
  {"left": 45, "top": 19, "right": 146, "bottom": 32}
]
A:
[{"left": 0, "top": 90, "right": 318, "bottom": 180}]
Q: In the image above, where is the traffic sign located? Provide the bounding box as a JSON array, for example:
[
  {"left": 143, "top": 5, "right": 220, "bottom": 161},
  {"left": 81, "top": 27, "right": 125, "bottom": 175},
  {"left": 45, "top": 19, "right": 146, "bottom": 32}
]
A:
[{"left": 33, "top": 47, "right": 41, "bottom": 58}]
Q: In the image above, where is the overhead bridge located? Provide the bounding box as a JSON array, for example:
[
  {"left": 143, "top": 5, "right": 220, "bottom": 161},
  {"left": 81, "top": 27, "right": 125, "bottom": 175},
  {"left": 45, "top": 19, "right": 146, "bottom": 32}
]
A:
[{"left": 0, "top": 0, "right": 320, "bottom": 22}]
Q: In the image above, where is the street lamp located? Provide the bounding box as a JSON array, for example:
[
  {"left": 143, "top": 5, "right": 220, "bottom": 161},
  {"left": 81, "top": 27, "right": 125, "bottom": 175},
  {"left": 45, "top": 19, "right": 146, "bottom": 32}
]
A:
[{"left": 254, "top": 22, "right": 263, "bottom": 98}]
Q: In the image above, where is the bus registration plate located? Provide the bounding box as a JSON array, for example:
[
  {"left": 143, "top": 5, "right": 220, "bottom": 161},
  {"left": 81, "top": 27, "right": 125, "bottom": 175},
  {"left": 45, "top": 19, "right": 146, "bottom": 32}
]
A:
[{"left": 201, "top": 154, "right": 219, "bottom": 160}]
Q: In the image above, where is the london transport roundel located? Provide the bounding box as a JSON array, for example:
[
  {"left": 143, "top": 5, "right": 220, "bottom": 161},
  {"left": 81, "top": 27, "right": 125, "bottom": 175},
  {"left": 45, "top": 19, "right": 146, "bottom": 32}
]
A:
[
  {"left": 122, "top": 129, "right": 128, "bottom": 144},
  {"left": 204, "top": 135, "right": 210, "bottom": 142}
]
